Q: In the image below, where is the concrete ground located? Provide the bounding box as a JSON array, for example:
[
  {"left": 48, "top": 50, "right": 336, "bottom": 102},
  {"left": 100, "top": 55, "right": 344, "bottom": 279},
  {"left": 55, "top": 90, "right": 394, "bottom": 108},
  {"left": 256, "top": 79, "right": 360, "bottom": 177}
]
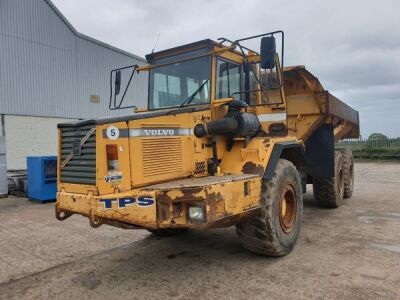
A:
[{"left": 0, "top": 161, "right": 399, "bottom": 299}]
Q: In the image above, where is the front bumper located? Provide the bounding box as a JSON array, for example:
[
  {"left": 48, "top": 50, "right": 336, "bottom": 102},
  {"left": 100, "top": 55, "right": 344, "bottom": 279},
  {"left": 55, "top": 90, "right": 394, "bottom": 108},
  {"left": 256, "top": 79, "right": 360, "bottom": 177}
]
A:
[
  {"left": 56, "top": 174, "right": 262, "bottom": 230},
  {"left": 56, "top": 189, "right": 158, "bottom": 229}
]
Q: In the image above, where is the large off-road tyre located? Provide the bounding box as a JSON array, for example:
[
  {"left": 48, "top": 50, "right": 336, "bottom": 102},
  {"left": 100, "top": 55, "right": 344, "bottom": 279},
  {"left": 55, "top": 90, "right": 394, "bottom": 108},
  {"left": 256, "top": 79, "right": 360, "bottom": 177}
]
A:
[
  {"left": 236, "top": 159, "right": 303, "bottom": 256},
  {"left": 313, "top": 151, "right": 345, "bottom": 208},
  {"left": 147, "top": 228, "right": 187, "bottom": 237},
  {"left": 339, "top": 148, "right": 354, "bottom": 198}
]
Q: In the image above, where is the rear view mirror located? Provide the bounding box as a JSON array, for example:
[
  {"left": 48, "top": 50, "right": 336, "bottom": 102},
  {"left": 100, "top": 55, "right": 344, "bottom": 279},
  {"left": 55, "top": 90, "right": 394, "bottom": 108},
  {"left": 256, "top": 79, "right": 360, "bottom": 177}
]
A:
[
  {"left": 260, "top": 36, "right": 276, "bottom": 69},
  {"left": 115, "top": 70, "right": 121, "bottom": 95}
]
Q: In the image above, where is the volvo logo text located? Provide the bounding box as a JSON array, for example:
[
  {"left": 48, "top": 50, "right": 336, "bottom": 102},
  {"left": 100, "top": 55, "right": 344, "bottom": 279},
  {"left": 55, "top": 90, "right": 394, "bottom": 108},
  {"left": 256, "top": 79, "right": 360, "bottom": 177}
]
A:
[{"left": 143, "top": 129, "right": 176, "bottom": 136}]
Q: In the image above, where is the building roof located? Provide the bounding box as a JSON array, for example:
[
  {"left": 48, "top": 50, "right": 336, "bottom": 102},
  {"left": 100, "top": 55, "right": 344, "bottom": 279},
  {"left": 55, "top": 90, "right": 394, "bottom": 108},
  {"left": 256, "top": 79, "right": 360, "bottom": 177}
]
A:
[{"left": 44, "top": 0, "right": 145, "bottom": 62}]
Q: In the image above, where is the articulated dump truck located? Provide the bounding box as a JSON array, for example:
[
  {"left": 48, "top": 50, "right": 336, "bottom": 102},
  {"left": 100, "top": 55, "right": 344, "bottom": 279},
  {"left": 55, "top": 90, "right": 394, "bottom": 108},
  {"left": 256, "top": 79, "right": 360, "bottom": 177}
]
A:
[{"left": 56, "top": 31, "right": 359, "bottom": 256}]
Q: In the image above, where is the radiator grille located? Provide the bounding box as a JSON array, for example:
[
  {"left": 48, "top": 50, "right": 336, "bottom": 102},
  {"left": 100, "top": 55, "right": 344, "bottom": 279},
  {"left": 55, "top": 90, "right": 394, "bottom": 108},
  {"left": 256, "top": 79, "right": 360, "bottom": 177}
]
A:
[
  {"left": 60, "top": 125, "right": 96, "bottom": 185},
  {"left": 142, "top": 137, "right": 183, "bottom": 177}
]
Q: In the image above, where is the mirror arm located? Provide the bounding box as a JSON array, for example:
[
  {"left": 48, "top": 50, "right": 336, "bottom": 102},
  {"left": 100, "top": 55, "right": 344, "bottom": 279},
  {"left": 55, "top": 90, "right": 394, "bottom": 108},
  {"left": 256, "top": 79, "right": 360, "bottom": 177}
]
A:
[
  {"left": 116, "top": 65, "right": 137, "bottom": 108},
  {"left": 109, "top": 64, "right": 139, "bottom": 111},
  {"left": 234, "top": 42, "right": 263, "bottom": 93}
]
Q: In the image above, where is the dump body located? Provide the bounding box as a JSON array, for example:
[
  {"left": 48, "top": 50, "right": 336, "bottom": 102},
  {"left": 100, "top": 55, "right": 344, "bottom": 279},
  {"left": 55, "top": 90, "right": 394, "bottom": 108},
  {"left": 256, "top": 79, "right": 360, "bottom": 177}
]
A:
[
  {"left": 56, "top": 37, "right": 359, "bottom": 232},
  {"left": 284, "top": 66, "right": 359, "bottom": 142}
]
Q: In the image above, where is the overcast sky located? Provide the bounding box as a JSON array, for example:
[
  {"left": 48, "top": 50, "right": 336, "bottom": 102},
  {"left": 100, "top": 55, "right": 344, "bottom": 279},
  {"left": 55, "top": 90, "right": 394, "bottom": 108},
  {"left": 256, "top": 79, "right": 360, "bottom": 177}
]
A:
[{"left": 52, "top": 0, "right": 400, "bottom": 138}]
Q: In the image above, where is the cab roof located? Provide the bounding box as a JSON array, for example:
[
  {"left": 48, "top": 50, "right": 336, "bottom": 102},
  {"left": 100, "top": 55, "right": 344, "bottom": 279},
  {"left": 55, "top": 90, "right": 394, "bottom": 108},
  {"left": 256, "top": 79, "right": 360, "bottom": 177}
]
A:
[{"left": 145, "top": 39, "right": 220, "bottom": 64}]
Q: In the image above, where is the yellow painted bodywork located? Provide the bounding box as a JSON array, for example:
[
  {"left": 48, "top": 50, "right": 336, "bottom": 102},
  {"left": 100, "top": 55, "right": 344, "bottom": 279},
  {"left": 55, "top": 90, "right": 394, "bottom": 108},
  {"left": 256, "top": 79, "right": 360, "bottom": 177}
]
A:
[
  {"left": 57, "top": 189, "right": 157, "bottom": 228},
  {"left": 56, "top": 41, "right": 358, "bottom": 230},
  {"left": 57, "top": 174, "right": 261, "bottom": 229}
]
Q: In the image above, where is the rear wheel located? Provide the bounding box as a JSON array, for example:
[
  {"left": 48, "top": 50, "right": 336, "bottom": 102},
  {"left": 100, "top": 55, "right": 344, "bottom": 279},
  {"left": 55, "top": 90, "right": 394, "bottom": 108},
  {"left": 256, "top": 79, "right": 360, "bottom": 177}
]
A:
[
  {"left": 340, "top": 149, "right": 354, "bottom": 198},
  {"left": 313, "top": 151, "right": 345, "bottom": 208},
  {"left": 147, "top": 228, "right": 187, "bottom": 237},
  {"left": 236, "top": 159, "right": 303, "bottom": 256}
]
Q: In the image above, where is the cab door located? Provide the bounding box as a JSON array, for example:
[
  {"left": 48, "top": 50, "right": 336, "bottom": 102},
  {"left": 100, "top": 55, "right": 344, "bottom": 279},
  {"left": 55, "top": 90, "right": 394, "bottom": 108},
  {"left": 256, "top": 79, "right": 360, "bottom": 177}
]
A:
[{"left": 249, "top": 54, "right": 288, "bottom": 137}]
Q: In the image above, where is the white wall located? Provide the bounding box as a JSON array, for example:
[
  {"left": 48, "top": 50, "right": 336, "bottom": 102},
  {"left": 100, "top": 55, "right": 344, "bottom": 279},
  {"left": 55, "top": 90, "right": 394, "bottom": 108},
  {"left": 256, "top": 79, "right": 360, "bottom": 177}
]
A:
[{"left": 4, "top": 115, "right": 76, "bottom": 170}]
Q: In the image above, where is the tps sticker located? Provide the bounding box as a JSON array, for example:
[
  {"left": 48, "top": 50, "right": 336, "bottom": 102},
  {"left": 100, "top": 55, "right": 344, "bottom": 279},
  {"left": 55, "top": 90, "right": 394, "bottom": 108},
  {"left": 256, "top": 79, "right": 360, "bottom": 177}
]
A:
[
  {"left": 100, "top": 197, "right": 154, "bottom": 209},
  {"left": 106, "top": 126, "right": 119, "bottom": 140}
]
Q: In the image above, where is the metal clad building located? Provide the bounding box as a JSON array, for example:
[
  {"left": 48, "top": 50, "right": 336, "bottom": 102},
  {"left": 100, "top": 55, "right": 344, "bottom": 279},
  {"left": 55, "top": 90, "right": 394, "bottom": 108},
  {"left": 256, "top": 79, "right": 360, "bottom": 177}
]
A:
[{"left": 0, "top": 0, "right": 147, "bottom": 169}]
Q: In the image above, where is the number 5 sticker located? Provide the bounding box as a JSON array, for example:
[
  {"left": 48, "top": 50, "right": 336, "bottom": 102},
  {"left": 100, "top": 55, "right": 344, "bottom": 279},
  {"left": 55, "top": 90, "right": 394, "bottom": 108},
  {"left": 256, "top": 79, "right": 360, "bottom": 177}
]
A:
[{"left": 106, "top": 126, "right": 119, "bottom": 140}]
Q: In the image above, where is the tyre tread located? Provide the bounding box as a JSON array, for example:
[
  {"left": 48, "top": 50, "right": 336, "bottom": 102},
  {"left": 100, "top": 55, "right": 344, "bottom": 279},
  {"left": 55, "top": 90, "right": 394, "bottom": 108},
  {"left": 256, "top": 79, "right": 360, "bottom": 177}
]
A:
[
  {"left": 339, "top": 148, "right": 354, "bottom": 198},
  {"left": 313, "top": 151, "right": 344, "bottom": 208},
  {"left": 236, "top": 159, "right": 302, "bottom": 256}
]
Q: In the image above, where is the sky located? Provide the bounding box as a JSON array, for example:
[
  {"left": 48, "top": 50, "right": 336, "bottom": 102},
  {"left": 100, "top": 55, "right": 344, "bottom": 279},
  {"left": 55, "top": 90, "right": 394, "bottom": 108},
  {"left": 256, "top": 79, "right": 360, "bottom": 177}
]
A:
[{"left": 52, "top": 0, "right": 400, "bottom": 138}]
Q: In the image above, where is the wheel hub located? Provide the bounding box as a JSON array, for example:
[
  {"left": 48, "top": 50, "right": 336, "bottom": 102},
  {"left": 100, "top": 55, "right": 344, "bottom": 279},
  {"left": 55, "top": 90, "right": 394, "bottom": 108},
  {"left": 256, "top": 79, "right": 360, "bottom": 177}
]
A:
[{"left": 279, "top": 184, "right": 296, "bottom": 233}]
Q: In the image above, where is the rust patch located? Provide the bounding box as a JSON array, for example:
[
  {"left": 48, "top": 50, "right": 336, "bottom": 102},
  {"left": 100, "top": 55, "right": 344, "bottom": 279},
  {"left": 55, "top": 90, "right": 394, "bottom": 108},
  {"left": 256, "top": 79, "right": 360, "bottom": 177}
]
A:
[
  {"left": 156, "top": 191, "right": 172, "bottom": 203},
  {"left": 183, "top": 186, "right": 203, "bottom": 195},
  {"left": 173, "top": 187, "right": 205, "bottom": 202},
  {"left": 171, "top": 203, "right": 183, "bottom": 218},
  {"left": 242, "top": 162, "right": 264, "bottom": 177},
  {"left": 157, "top": 202, "right": 170, "bottom": 222},
  {"left": 207, "top": 200, "right": 217, "bottom": 221},
  {"left": 205, "top": 189, "right": 224, "bottom": 202},
  {"left": 215, "top": 192, "right": 223, "bottom": 202},
  {"left": 55, "top": 204, "right": 73, "bottom": 221},
  {"left": 204, "top": 190, "right": 225, "bottom": 221},
  {"left": 85, "top": 214, "right": 149, "bottom": 229}
]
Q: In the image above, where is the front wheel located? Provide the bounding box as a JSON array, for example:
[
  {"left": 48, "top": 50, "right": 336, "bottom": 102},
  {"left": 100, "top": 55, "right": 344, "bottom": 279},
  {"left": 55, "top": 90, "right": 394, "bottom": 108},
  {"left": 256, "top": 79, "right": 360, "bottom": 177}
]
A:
[{"left": 236, "top": 159, "right": 303, "bottom": 256}]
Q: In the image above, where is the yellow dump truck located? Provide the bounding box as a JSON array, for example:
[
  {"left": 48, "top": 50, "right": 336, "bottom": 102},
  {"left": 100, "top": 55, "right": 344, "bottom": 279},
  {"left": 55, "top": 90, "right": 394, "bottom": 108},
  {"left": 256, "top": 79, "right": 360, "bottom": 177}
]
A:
[{"left": 56, "top": 31, "right": 359, "bottom": 256}]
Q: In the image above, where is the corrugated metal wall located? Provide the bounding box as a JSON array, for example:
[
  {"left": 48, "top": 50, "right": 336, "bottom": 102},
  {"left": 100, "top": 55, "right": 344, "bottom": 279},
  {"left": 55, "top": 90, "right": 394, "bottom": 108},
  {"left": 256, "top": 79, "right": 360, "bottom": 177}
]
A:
[
  {"left": 0, "top": 136, "right": 7, "bottom": 195},
  {"left": 0, "top": 0, "right": 148, "bottom": 119}
]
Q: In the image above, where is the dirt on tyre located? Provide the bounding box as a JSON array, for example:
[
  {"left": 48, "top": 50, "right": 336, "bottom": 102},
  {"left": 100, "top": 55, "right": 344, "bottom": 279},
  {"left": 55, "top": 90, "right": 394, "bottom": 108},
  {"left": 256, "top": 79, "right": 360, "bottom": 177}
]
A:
[
  {"left": 147, "top": 228, "right": 187, "bottom": 237},
  {"left": 236, "top": 159, "right": 303, "bottom": 256},
  {"left": 339, "top": 148, "right": 354, "bottom": 198},
  {"left": 313, "top": 151, "right": 345, "bottom": 208}
]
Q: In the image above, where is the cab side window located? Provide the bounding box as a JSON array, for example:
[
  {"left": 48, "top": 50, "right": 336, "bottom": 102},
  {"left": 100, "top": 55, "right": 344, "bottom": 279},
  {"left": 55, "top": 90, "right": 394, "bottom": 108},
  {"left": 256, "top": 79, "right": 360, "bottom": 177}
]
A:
[
  {"left": 216, "top": 59, "right": 241, "bottom": 99},
  {"left": 248, "top": 62, "right": 283, "bottom": 105}
]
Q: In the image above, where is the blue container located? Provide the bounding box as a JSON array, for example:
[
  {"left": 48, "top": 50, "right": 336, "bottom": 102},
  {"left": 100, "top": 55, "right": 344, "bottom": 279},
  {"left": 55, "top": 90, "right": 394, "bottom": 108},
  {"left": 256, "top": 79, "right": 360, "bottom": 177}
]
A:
[{"left": 27, "top": 156, "right": 57, "bottom": 202}]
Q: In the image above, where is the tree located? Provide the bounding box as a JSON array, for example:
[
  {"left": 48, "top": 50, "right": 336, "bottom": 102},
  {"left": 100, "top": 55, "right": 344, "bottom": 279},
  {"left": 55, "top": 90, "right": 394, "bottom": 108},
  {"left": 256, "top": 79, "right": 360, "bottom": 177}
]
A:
[{"left": 368, "top": 133, "right": 388, "bottom": 141}]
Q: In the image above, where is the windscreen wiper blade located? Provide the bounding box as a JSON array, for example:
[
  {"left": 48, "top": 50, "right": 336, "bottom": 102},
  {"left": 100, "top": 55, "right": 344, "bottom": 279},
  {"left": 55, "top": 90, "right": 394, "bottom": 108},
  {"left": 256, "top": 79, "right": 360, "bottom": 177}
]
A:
[{"left": 179, "top": 79, "right": 209, "bottom": 107}]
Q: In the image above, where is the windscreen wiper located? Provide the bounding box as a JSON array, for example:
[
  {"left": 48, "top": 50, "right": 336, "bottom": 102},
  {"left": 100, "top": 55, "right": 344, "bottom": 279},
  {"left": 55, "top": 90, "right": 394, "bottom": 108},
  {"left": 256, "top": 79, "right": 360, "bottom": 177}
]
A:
[{"left": 179, "top": 79, "right": 209, "bottom": 107}]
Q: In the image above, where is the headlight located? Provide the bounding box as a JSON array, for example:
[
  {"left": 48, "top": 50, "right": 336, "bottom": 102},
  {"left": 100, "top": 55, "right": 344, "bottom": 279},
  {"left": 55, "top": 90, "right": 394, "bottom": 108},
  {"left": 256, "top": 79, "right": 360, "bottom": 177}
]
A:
[{"left": 188, "top": 205, "right": 205, "bottom": 222}]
